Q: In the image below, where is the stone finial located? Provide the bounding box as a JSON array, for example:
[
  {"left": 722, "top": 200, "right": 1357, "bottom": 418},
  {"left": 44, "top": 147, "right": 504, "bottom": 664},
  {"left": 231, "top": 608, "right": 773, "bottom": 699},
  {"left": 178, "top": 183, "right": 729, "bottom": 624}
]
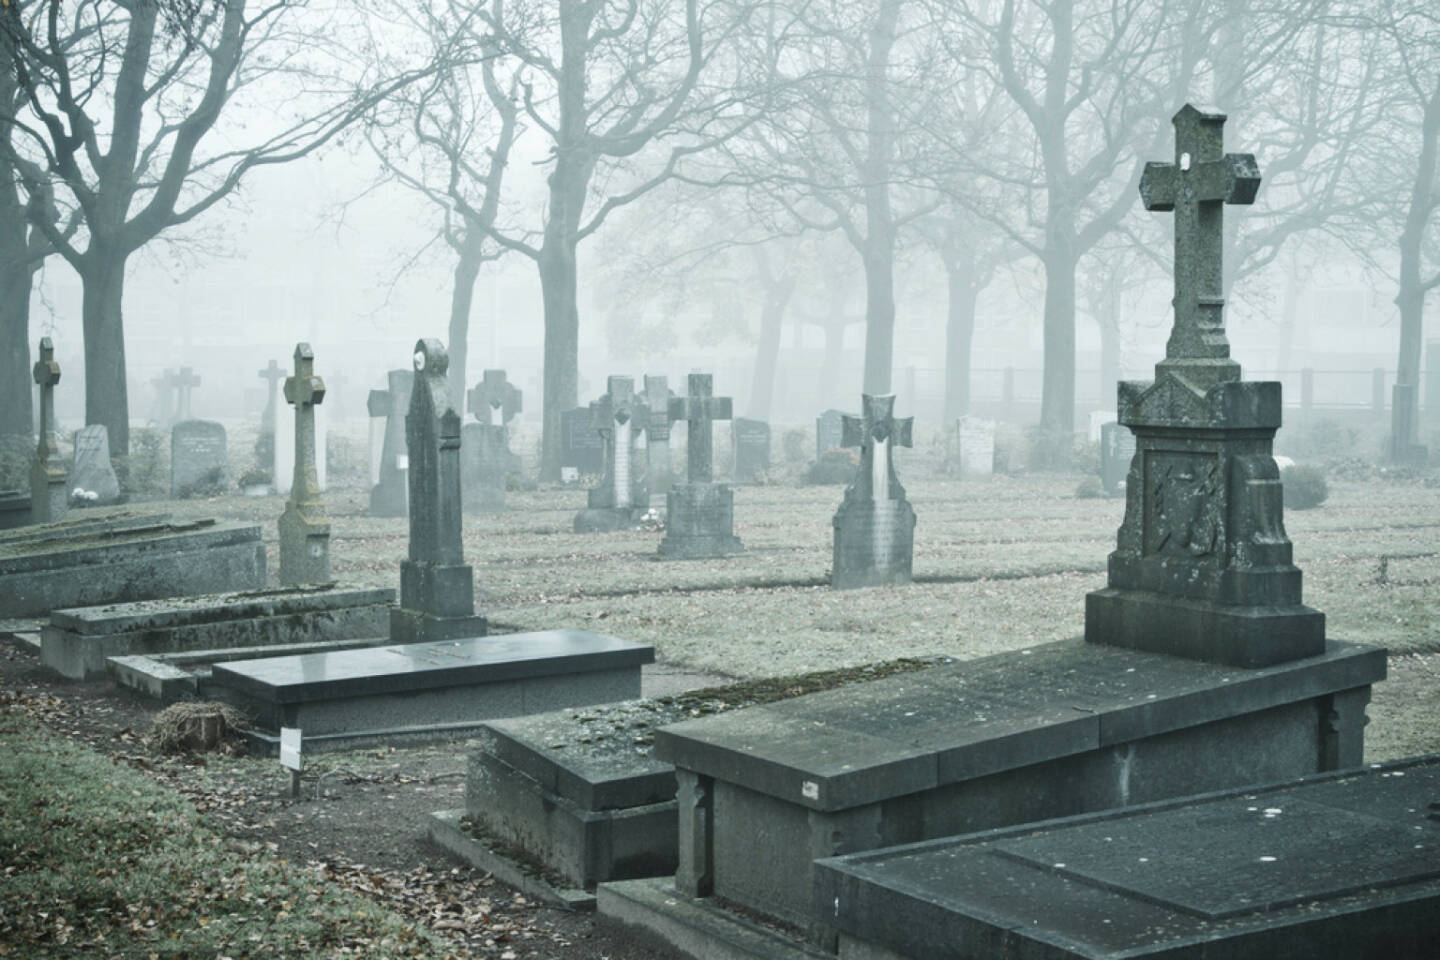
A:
[{"left": 284, "top": 343, "right": 326, "bottom": 409}]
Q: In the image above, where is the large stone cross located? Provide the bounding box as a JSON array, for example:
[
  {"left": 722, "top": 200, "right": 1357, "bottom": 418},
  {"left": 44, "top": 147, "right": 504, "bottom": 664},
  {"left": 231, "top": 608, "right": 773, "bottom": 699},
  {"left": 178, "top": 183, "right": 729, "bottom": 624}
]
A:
[
  {"left": 32, "top": 337, "right": 61, "bottom": 464},
  {"left": 593, "top": 376, "right": 647, "bottom": 509},
  {"left": 669, "top": 374, "right": 732, "bottom": 484},
  {"left": 173, "top": 366, "right": 202, "bottom": 420},
  {"left": 258, "top": 359, "right": 285, "bottom": 434},
  {"left": 283, "top": 343, "right": 326, "bottom": 500},
  {"left": 467, "top": 369, "right": 523, "bottom": 427},
  {"left": 842, "top": 394, "right": 912, "bottom": 501},
  {"left": 278, "top": 343, "right": 329, "bottom": 585},
  {"left": 1139, "top": 104, "right": 1260, "bottom": 384}
]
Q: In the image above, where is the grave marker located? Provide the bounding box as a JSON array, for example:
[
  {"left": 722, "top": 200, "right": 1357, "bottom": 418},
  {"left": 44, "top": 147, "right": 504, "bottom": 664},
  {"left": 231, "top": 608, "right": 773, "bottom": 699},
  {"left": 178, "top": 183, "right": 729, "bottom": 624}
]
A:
[
  {"left": 1099, "top": 421, "right": 1136, "bottom": 496},
  {"left": 257, "top": 359, "right": 285, "bottom": 437},
  {"left": 277, "top": 343, "right": 330, "bottom": 585},
  {"left": 30, "top": 338, "right": 68, "bottom": 523},
  {"left": 658, "top": 374, "right": 743, "bottom": 558},
  {"left": 173, "top": 367, "right": 201, "bottom": 421},
  {"left": 463, "top": 369, "right": 522, "bottom": 512},
  {"left": 643, "top": 375, "right": 674, "bottom": 502},
  {"left": 561, "top": 407, "right": 605, "bottom": 477},
  {"left": 731, "top": 417, "right": 771, "bottom": 483},
  {"left": 951, "top": 416, "right": 995, "bottom": 476},
  {"left": 832, "top": 394, "right": 915, "bottom": 588},
  {"left": 815, "top": 408, "right": 855, "bottom": 458},
  {"left": 170, "top": 420, "right": 228, "bottom": 498},
  {"left": 367, "top": 369, "right": 413, "bottom": 517},
  {"left": 71, "top": 424, "right": 120, "bottom": 504},
  {"left": 574, "top": 377, "right": 650, "bottom": 532}
]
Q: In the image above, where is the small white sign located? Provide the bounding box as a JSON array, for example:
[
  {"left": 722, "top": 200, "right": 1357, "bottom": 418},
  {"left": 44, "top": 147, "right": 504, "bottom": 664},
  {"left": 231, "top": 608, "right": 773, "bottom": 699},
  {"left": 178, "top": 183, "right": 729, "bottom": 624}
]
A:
[
  {"left": 560, "top": 466, "right": 579, "bottom": 483},
  {"left": 279, "top": 727, "right": 302, "bottom": 772},
  {"left": 396, "top": 454, "right": 409, "bottom": 471},
  {"left": 801, "top": 780, "right": 820, "bottom": 801}
]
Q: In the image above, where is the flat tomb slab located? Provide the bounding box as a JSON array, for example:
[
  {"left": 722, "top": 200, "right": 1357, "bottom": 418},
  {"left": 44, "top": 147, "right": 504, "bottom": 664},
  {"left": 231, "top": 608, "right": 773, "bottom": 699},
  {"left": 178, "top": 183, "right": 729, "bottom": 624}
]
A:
[
  {"left": 42, "top": 584, "right": 393, "bottom": 680},
  {"left": 0, "top": 517, "right": 266, "bottom": 618},
  {"left": 817, "top": 756, "right": 1440, "bottom": 960},
  {"left": 210, "top": 629, "right": 655, "bottom": 736}
]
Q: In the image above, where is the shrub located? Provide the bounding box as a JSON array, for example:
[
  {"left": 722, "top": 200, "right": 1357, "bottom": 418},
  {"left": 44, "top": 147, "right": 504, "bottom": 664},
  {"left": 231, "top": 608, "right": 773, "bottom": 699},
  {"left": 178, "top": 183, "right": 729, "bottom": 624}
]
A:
[
  {"left": 1283, "top": 464, "right": 1328, "bottom": 510},
  {"left": 806, "top": 447, "right": 859, "bottom": 485},
  {"left": 116, "top": 426, "right": 166, "bottom": 497},
  {"left": 781, "top": 428, "right": 808, "bottom": 464},
  {"left": 1074, "top": 475, "right": 1104, "bottom": 499}
]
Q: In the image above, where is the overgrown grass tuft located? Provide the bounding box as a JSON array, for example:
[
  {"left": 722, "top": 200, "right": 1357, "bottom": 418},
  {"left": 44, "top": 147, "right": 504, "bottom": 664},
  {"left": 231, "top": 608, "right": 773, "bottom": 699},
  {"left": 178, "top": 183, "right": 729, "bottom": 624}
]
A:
[{"left": 0, "top": 704, "right": 460, "bottom": 959}]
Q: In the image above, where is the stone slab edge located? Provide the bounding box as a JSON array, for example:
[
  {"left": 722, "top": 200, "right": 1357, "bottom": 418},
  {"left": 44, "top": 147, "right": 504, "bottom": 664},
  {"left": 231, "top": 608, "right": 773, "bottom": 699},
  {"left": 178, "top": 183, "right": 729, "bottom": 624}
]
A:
[
  {"left": 426, "top": 809, "right": 595, "bottom": 912},
  {"left": 108, "top": 637, "right": 387, "bottom": 704},
  {"left": 50, "top": 586, "right": 395, "bottom": 634},
  {"left": 597, "top": 877, "right": 834, "bottom": 960},
  {"left": 242, "top": 718, "right": 512, "bottom": 757}
]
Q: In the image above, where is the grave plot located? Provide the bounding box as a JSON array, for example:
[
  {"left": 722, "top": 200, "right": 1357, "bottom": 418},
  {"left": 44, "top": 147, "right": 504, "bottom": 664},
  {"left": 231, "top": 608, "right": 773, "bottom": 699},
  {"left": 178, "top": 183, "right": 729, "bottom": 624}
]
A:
[{"left": 815, "top": 756, "right": 1440, "bottom": 960}]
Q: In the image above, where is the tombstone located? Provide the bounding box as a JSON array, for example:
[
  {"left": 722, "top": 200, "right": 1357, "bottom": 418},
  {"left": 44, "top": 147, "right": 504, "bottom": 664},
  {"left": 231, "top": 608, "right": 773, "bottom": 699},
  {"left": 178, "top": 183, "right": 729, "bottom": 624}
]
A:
[
  {"left": 951, "top": 415, "right": 995, "bottom": 475},
  {"left": 273, "top": 389, "right": 326, "bottom": 496},
  {"left": 390, "top": 338, "right": 487, "bottom": 644},
  {"left": 560, "top": 406, "right": 605, "bottom": 477},
  {"left": 643, "top": 375, "right": 675, "bottom": 503},
  {"left": 1087, "top": 408, "right": 1117, "bottom": 442},
  {"left": 170, "top": 420, "right": 228, "bottom": 499},
  {"left": 831, "top": 394, "right": 915, "bottom": 589},
  {"left": 257, "top": 359, "right": 284, "bottom": 437},
  {"left": 0, "top": 490, "right": 31, "bottom": 530},
  {"left": 1087, "top": 104, "right": 1321, "bottom": 668},
  {"left": 277, "top": 343, "right": 330, "bottom": 586},
  {"left": 70, "top": 424, "right": 120, "bottom": 505},
  {"left": 462, "top": 369, "right": 523, "bottom": 512},
  {"left": 29, "top": 338, "right": 68, "bottom": 523},
  {"left": 658, "top": 374, "right": 743, "bottom": 559},
  {"left": 367, "top": 369, "right": 413, "bottom": 517},
  {"left": 173, "top": 367, "right": 201, "bottom": 421},
  {"left": 1099, "top": 420, "right": 1136, "bottom": 496},
  {"left": 815, "top": 408, "right": 854, "bottom": 458},
  {"left": 151, "top": 370, "right": 176, "bottom": 426},
  {"left": 574, "top": 377, "right": 650, "bottom": 533},
  {"left": 731, "top": 417, "right": 771, "bottom": 483}
]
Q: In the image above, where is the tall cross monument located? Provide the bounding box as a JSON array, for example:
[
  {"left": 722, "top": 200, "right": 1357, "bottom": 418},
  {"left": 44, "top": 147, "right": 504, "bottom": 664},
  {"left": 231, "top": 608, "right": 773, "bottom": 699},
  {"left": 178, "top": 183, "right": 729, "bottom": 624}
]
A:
[
  {"left": 258, "top": 359, "right": 285, "bottom": 437},
  {"left": 30, "top": 337, "right": 68, "bottom": 523},
  {"left": 658, "top": 374, "right": 743, "bottom": 558},
  {"left": 1086, "top": 104, "right": 1323, "bottom": 668},
  {"left": 831, "top": 394, "right": 916, "bottom": 589},
  {"left": 277, "top": 343, "right": 330, "bottom": 585}
]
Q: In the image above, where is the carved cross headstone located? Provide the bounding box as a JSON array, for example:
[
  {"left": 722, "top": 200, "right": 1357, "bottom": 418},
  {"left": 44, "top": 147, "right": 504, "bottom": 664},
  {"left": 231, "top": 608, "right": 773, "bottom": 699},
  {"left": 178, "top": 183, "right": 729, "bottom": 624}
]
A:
[
  {"left": 173, "top": 367, "right": 202, "bottom": 421},
  {"left": 842, "top": 394, "right": 913, "bottom": 503},
  {"left": 591, "top": 376, "right": 647, "bottom": 510},
  {"left": 30, "top": 337, "right": 68, "bottom": 522},
  {"left": 643, "top": 375, "right": 674, "bottom": 501},
  {"left": 1139, "top": 104, "right": 1260, "bottom": 388},
  {"left": 669, "top": 374, "right": 732, "bottom": 485},
  {"left": 278, "top": 343, "right": 330, "bottom": 585},
  {"left": 258, "top": 359, "right": 285, "bottom": 436},
  {"left": 467, "top": 369, "right": 522, "bottom": 428},
  {"left": 831, "top": 393, "right": 915, "bottom": 589}
]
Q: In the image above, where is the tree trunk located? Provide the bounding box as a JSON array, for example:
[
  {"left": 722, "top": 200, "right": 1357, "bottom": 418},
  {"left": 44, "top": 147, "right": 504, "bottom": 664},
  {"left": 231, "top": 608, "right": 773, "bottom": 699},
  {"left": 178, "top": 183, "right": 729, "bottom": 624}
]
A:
[
  {"left": 0, "top": 258, "right": 32, "bottom": 440},
  {"left": 538, "top": 231, "right": 580, "bottom": 481},
  {"left": 1393, "top": 81, "right": 1438, "bottom": 451},
  {"left": 1096, "top": 267, "right": 1121, "bottom": 410},
  {"left": 943, "top": 252, "right": 978, "bottom": 422},
  {"left": 1037, "top": 235, "right": 1077, "bottom": 469},
  {"left": 80, "top": 249, "right": 131, "bottom": 456},
  {"left": 448, "top": 251, "right": 482, "bottom": 414},
  {"left": 821, "top": 323, "right": 846, "bottom": 409},
  {"left": 748, "top": 275, "right": 795, "bottom": 421},
  {"left": 861, "top": 246, "right": 896, "bottom": 395},
  {"left": 860, "top": 1, "right": 900, "bottom": 397}
]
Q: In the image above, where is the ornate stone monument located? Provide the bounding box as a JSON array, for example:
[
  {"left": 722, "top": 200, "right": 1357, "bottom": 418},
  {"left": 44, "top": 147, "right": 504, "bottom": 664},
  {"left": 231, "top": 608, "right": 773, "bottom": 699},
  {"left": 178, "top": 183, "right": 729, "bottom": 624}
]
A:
[
  {"left": 30, "top": 337, "right": 68, "bottom": 524},
  {"left": 643, "top": 375, "right": 674, "bottom": 504},
  {"left": 1085, "top": 105, "right": 1321, "bottom": 668},
  {"left": 831, "top": 394, "right": 915, "bottom": 589},
  {"left": 391, "top": 339, "right": 487, "bottom": 644},
  {"left": 658, "top": 374, "right": 743, "bottom": 559},
  {"left": 463, "top": 368, "right": 522, "bottom": 512},
  {"left": 574, "top": 377, "right": 650, "bottom": 532},
  {"left": 368, "top": 369, "right": 413, "bottom": 517},
  {"left": 277, "top": 343, "right": 330, "bottom": 586}
]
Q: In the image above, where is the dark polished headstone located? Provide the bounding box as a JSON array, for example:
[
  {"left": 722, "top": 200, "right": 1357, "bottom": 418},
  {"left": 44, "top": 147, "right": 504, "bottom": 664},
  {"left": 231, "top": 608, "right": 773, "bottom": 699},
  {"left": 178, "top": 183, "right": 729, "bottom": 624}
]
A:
[
  {"left": 817, "top": 756, "right": 1440, "bottom": 960},
  {"left": 832, "top": 394, "right": 915, "bottom": 589},
  {"left": 70, "top": 424, "right": 120, "bottom": 504},
  {"left": 169, "top": 420, "right": 228, "bottom": 499},
  {"left": 732, "top": 417, "right": 771, "bottom": 483}
]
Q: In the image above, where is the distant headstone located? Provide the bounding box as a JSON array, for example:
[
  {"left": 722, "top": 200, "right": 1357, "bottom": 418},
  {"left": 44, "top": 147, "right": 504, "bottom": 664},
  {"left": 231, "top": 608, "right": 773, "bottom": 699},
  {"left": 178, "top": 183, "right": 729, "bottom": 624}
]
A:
[
  {"left": 257, "top": 359, "right": 285, "bottom": 437},
  {"left": 561, "top": 407, "right": 604, "bottom": 476},
  {"left": 170, "top": 420, "right": 228, "bottom": 499},
  {"left": 173, "top": 367, "right": 201, "bottom": 421},
  {"left": 575, "top": 377, "right": 650, "bottom": 532},
  {"left": 277, "top": 343, "right": 330, "bottom": 586},
  {"left": 1099, "top": 421, "right": 1135, "bottom": 496},
  {"left": 816, "top": 408, "right": 856, "bottom": 458},
  {"left": 151, "top": 370, "right": 176, "bottom": 426},
  {"left": 1088, "top": 409, "right": 1117, "bottom": 442},
  {"left": 952, "top": 416, "right": 995, "bottom": 475},
  {"left": 368, "top": 369, "right": 413, "bottom": 517},
  {"left": 30, "top": 338, "right": 68, "bottom": 523},
  {"left": 643, "top": 375, "right": 675, "bottom": 504},
  {"left": 831, "top": 394, "right": 915, "bottom": 589},
  {"left": 463, "top": 369, "right": 523, "bottom": 512},
  {"left": 390, "top": 338, "right": 487, "bottom": 644},
  {"left": 658, "top": 374, "right": 743, "bottom": 559},
  {"left": 70, "top": 424, "right": 120, "bottom": 504},
  {"left": 731, "top": 417, "right": 771, "bottom": 483}
]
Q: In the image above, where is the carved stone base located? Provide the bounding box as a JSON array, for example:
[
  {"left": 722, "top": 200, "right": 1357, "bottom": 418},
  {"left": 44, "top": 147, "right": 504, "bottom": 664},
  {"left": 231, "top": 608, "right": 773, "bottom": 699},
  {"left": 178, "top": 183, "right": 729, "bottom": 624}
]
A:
[
  {"left": 278, "top": 503, "right": 331, "bottom": 586},
  {"left": 1085, "top": 587, "right": 1325, "bottom": 667},
  {"left": 30, "top": 460, "right": 68, "bottom": 524},
  {"left": 389, "top": 607, "right": 488, "bottom": 645},
  {"left": 831, "top": 499, "right": 915, "bottom": 590},
  {"left": 658, "top": 483, "right": 742, "bottom": 559}
]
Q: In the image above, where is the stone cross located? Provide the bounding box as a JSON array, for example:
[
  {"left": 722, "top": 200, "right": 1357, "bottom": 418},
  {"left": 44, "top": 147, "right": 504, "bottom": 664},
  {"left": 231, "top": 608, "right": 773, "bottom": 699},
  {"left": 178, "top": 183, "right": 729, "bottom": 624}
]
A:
[
  {"left": 643, "top": 375, "right": 674, "bottom": 501},
  {"left": 592, "top": 376, "right": 647, "bottom": 509},
  {"left": 278, "top": 343, "right": 329, "bottom": 585},
  {"left": 668, "top": 374, "right": 732, "bottom": 484},
  {"left": 467, "top": 369, "right": 523, "bottom": 428},
  {"left": 32, "top": 337, "right": 61, "bottom": 467},
  {"left": 30, "top": 337, "right": 68, "bottom": 523},
  {"left": 173, "top": 367, "right": 202, "bottom": 420},
  {"left": 842, "top": 394, "right": 913, "bottom": 502},
  {"left": 258, "top": 359, "right": 285, "bottom": 435},
  {"left": 1139, "top": 104, "right": 1260, "bottom": 386}
]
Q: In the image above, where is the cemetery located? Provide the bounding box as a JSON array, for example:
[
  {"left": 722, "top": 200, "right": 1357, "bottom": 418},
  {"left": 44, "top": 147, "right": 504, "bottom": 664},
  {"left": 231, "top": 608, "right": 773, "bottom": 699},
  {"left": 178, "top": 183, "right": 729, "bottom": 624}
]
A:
[{"left": 0, "top": 0, "right": 1438, "bottom": 956}]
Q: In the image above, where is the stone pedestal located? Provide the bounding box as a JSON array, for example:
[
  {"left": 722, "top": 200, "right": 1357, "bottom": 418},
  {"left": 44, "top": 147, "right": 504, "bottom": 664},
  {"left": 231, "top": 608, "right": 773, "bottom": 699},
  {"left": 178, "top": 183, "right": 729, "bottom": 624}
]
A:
[
  {"left": 278, "top": 503, "right": 330, "bottom": 585},
  {"left": 390, "top": 559, "right": 487, "bottom": 643},
  {"left": 658, "top": 482, "right": 742, "bottom": 559},
  {"left": 30, "top": 455, "right": 68, "bottom": 523}
]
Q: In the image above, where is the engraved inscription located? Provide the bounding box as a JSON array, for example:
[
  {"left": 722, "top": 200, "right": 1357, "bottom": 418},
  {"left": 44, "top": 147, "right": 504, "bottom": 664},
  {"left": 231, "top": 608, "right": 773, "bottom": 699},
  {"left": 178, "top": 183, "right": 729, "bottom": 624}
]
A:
[{"left": 1144, "top": 451, "right": 1222, "bottom": 558}]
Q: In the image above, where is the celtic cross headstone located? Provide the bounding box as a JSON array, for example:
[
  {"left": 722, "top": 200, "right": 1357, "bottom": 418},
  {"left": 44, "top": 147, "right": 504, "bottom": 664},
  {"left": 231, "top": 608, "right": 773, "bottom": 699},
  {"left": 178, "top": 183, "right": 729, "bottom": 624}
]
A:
[
  {"left": 831, "top": 394, "right": 915, "bottom": 589},
  {"left": 574, "top": 376, "right": 650, "bottom": 531},
  {"left": 30, "top": 337, "right": 68, "bottom": 523},
  {"left": 462, "top": 369, "right": 523, "bottom": 512},
  {"left": 658, "top": 374, "right": 743, "bottom": 558},
  {"left": 278, "top": 343, "right": 330, "bottom": 585}
]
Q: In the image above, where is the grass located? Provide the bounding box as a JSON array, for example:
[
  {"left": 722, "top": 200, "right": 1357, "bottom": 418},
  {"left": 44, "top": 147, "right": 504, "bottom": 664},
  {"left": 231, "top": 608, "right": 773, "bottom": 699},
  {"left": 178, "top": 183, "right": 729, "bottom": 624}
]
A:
[{"left": 0, "top": 698, "right": 460, "bottom": 959}]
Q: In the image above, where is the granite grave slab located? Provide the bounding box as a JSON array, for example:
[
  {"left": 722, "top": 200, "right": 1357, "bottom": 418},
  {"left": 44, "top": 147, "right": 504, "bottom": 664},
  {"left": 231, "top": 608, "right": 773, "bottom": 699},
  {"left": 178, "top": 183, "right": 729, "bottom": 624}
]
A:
[
  {"left": 170, "top": 419, "right": 228, "bottom": 498},
  {"left": 816, "top": 756, "right": 1440, "bottom": 960},
  {"left": 0, "top": 491, "right": 31, "bottom": 530}
]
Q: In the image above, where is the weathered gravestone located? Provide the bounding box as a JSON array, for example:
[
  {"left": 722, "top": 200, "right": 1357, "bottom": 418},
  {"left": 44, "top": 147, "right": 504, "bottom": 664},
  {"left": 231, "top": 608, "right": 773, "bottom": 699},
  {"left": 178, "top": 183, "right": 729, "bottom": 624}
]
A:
[
  {"left": 0, "top": 491, "right": 30, "bottom": 530},
  {"left": 70, "top": 424, "right": 120, "bottom": 504},
  {"left": 658, "top": 374, "right": 743, "bottom": 559},
  {"left": 173, "top": 367, "right": 201, "bottom": 421},
  {"left": 277, "top": 343, "right": 330, "bottom": 586},
  {"left": 816, "top": 408, "right": 856, "bottom": 458},
  {"left": 463, "top": 368, "right": 522, "bottom": 512},
  {"left": 257, "top": 359, "right": 284, "bottom": 438},
  {"left": 1099, "top": 420, "right": 1136, "bottom": 496},
  {"left": 30, "top": 338, "right": 68, "bottom": 523},
  {"left": 151, "top": 369, "right": 176, "bottom": 426},
  {"left": 561, "top": 406, "right": 605, "bottom": 477},
  {"left": 367, "top": 369, "right": 412, "bottom": 517},
  {"left": 643, "top": 375, "right": 674, "bottom": 503},
  {"left": 272, "top": 383, "right": 326, "bottom": 496},
  {"left": 390, "top": 339, "right": 488, "bottom": 644},
  {"left": 574, "top": 377, "right": 650, "bottom": 532},
  {"left": 170, "top": 420, "right": 228, "bottom": 498},
  {"left": 832, "top": 394, "right": 915, "bottom": 589},
  {"left": 950, "top": 415, "right": 995, "bottom": 475},
  {"left": 731, "top": 417, "right": 771, "bottom": 483},
  {"left": 817, "top": 755, "right": 1440, "bottom": 960}
]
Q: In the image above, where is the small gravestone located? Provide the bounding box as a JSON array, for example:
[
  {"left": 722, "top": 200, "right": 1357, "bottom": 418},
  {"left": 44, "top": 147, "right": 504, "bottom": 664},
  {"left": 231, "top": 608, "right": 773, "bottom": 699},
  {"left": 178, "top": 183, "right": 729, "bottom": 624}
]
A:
[
  {"left": 643, "top": 375, "right": 675, "bottom": 503},
  {"left": 70, "top": 424, "right": 120, "bottom": 505},
  {"left": 277, "top": 343, "right": 330, "bottom": 586},
  {"left": 29, "top": 338, "right": 68, "bottom": 523},
  {"left": 658, "top": 374, "right": 743, "bottom": 559},
  {"left": 463, "top": 369, "right": 522, "bottom": 512},
  {"left": 815, "top": 408, "right": 854, "bottom": 458},
  {"left": 832, "top": 394, "right": 915, "bottom": 589},
  {"left": 574, "top": 377, "right": 650, "bottom": 532},
  {"left": 172, "top": 367, "right": 201, "bottom": 421},
  {"left": 1088, "top": 408, "right": 1117, "bottom": 442},
  {"left": 731, "top": 417, "right": 771, "bottom": 483},
  {"left": 368, "top": 369, "right": 413, "bottom": 517},
  {"left": 561, "top": 406, "right": 605, "bottom": 477},
  {"left": 1099, "top": 421, "right": 1136, "bottom": 496},
  {"left": 951, "top": 416, "right": 995, "bottom": 475},
  {"left": 257, "top": 359, "right": 284, "bottom": 437},
  {"left": 170, "top": 420, "right": 228, "bottom": 498},
  {"left": 390, "top": 338, "right": 487, "bottom": 644}
]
